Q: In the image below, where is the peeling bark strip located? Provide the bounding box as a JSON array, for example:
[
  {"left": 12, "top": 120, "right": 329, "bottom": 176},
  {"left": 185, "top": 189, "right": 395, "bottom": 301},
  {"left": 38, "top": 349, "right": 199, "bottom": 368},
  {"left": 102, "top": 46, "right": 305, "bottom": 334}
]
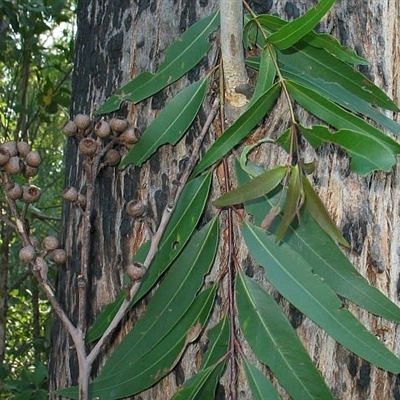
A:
[{"left": 49, "top": 0, "right": 400, "bottom": 399}]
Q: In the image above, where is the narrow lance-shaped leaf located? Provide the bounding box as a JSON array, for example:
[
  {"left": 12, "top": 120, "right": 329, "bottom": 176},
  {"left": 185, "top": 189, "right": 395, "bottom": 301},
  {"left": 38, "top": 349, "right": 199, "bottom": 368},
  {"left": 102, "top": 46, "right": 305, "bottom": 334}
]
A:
[
  {"left": 193, "top": 83, "right": 281, "bottom": 175},
  {"left": 242, "top": 221, "right": 400, "bottom": 373},
  {"left": 249, "top": 14, "right": 368, "bottom": 65},
  {"left": 302, "top": 175, "right": 349, "bottom": 247},
  {"left": 120, "top": 78, "right": 208, "bottom": 168},
  {"left": 172, "top": 317, "right": 229, "bottom": 399},
  {"left": 213, "top": 165, "right": 287, "bottom": 207},
  {"left": 237, "top": 272, "right": 334, "bottom": 400},
  {"left": 299, "top": 124, "right": 395, "bottom": 175},
  {"left": 267, "top": 0, "right": 335, "bottom": 50},
  {"left": 248, "top": 48, "right": 276, "bottom": 106},
  {"left": 276, "top": 165, "right": 302, "bottom": 242},
  {"left": 236, "top": 160, "right": 400, "bottom": 322},
  {"left": 243, "top": 360, "right": 280, "bottom": 400},
  {"left": 280, "top": 67, "right": 400, "bottom": 135},
  {"left": 96, "top": 11, "right": 219, "bottom": 114},
  {"left": 286, "top": 80, "right": 400, "bottom": 154},
  {"left": 134, "top": 172, "right": 212, "bottom": 302},
  {"left": 86, "top": 173, "right": 212, "bottom": 344}
]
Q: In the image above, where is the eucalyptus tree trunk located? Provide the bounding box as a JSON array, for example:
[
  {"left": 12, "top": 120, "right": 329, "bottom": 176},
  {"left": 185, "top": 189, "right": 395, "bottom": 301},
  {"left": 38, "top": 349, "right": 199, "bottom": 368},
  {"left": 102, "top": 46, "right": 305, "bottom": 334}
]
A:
[{"left": 49, "top": 0, "right": 400, "bottom": 399}]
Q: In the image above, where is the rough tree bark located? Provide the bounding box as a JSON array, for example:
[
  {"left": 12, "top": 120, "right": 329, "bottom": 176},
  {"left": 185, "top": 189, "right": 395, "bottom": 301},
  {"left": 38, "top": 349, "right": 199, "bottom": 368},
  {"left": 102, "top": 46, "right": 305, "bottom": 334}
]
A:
[{"left": 49, "top": 0, "right": 400, "bottom": 399}]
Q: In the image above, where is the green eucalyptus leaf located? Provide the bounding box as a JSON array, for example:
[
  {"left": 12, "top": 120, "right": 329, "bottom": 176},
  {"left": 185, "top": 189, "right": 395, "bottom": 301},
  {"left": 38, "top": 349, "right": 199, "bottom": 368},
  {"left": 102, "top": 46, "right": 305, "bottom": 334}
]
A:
[
  {"left": 236, "top": 160, "right": 400, "bottom": 322},
  {"left": 96, "top": 11, "right": 219, "bottom": 114},
  {"left": 172, "top": 317, "right": 229, "bottom": 399},
  {"left": 213, "top": 165, "right": 287, "bottom": 207},
  {"left": 266, "top": 0, "right": 335, "bottom": 50},
  {"left": 276, "top": 165, "right": 302, "bottom": 242},
  {"left": 286, "top": 80, "right": 400, "bottom": 154},
  {"left": 249, "top": 48, "right": 276, "bottom": 106},
  {"left": 135, "top": 173, "right": 212, "bottom": 302},
  {"left": 250, "top": 14, "right": 368, "bottom": 65},
  {"left": 299, "top": 124, "right": 395, "bottom": 175},
  {"left": 278, "top": 45, "right": 399, "bottom": 112},
  {"left": 302, "top": 176, "right": 349, "bottom": 247},
  {"left": 242, "top": 221, "right": 400, "bottom": 373},
  {"left": 280, "top": 67, "right": 400, "bottom": 135},
  {"left": 193, "top": 83, "right": 281, "bottom": 175},
  {"left": 237, "top": 272, "right": 334, "bottom": 399},
  {"left": 120, "top": 78, "right": 208, "bottom": 168},
  {"left": 243, "top": 360, "right": 280, "bottom": 400}
]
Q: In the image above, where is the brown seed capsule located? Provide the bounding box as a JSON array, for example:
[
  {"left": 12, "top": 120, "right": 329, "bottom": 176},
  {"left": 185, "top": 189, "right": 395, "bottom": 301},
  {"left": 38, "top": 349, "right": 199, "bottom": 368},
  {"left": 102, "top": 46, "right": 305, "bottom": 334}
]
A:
[
  {"left": 25, "top": 151, "right": 42, "bottom": 167},
  {"left": 126, "top": 200, "right": 146, "bottom": 217},
  {"left": 22, "top": 185, "right": 41, "bottom": 203},
  {"left": 104, "top": 149, "right": 121, "bottom": 167},
  {"left": 17, "top": 141, "right": 31, "bottom": 157},
  {"left": 78, "top": 138, "right": 98, "bottom": 156},
  {"left": 0, "top": 141, "right": 18, "bottom": 157},
  {"left": 5, "top": 182, "right": 23, "bottom": 200},
  {"left": 74, "top": 114, "right": 91, "bottom": 131},
  {"left": 35, "top": 257, "right": 48, "bottom": 281},
  {"left": 19, "top": 245, "right": 36, "bottom": 263},
  {"left": 62, "top": 120, "right": 78, "bottom": 137},
  {"left": 63, "top": 186, "right": 79, "bottom": 203},
  {"left": 0, "top": 148, "right": 11, "bottom": 166},
  {"left": 42, "top": 236, "right": 59, "bottom": 251},
  {"left": 126, "top": 263, "right": 145, "bottom": 281},
  {"left": 119, "top": 127, "right": 141, "bottom": 145},
  {"left": 22, "top": 165, "right": 39, "bottom": 179},
  {"left": 95, "top": 120, "right": 111, "bottom": 139},
  {"left": 3, "top": 156, "right": 22, "bottom": 175},
  {"left": 52, "top": 248, "right": 67, "bottom": 264},
  {"left": 110, "top": 117, "right": 129, "bottom": 133}
]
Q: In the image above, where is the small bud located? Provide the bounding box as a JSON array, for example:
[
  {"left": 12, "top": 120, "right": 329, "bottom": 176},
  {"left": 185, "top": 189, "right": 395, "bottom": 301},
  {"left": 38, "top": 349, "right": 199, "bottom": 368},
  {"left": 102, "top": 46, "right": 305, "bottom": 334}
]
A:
[
  {"left": 126, "top": 200, "right": 146, "bottom": 217},
  {"left": 62, "top": 120, "right": 78, "bottom": 137},
  {"left": 74, "top": 114, "right": 91, "bottom": 131},
  {"left": 17, "top": 141, "right": 31, "bottom": 157},
  {"left": 52, "top": 248, "right": 67, "bottom": 264},
  {"left": 110, "top": 117, "right": 129, "bottom": 133},
  {"left": 63, "top": 187, "right": 79, "bottom": 203},
  {"left": 22, "top": 185, "right": 41, "bottom": 204},
  {"left": 42, "top": 236, "right": 59, "bottom": 251},
  {"left": 103, "top": 149, "right": 121, "bottom": 167},
  {"left": 0, "top": 141, "right": 18, "bottom": 157},
  {"left": 126, "top": 262, "right": 145, "bottom": 281},
  {"left": 78, "top": 138, "right": 98, "bottom": 156},
  {"left": 95, "top": 120, "right": 111, "bottom": 139},
  {"left": 25, "top": 151, "right": 42, "bottom": 167},
  {"left": 5, "top": 182, "right": 23, "bottom": 200},
  {"left": 3, "top": 156, "right": 22, "bottom": 175},
  {"left": 19, "top": 245, "right": 36, "bottom": 263}
]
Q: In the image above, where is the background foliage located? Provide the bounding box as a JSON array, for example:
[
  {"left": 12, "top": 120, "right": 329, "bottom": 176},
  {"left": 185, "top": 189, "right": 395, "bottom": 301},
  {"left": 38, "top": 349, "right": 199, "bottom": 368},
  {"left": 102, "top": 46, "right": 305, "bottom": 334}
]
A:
[{"left": 0, "top": 1, "right": 74, "bottom": 398}]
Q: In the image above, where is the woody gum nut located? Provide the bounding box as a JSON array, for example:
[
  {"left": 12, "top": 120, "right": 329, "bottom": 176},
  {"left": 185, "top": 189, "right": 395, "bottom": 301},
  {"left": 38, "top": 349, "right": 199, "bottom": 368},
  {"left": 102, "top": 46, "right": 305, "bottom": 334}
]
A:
[
  {"left": 62, "top": 120, "right": 78, "bottom": 137},
  {"left": 52, "top": 249, "right": 67, "bottom": 264},
  {"left": 110, "top": 117, "right": 129, "bottom": 133},
  {"left": 22, "top": 185, "right": 41, "bottom": 203},
  {"left": 95, "top": 120, "right": 111, "bottom": 138},
  {"left": 25, "top": 151, "right": 42, "bottom": 167},
  {"left": 3, "top": 156, "right": 22, "bottom": 175},
  {"left": 42, "top": 236, "right": 60, "bottom": 251},
  {"left": 19, "top": 245, "right": 36, "bottom": 263},
  {"left": 74, "top": 114, "right": 91, "bottom": 131},
  {"left": 17, "top": 141, "right": 31, "bottom": 157},
  {"left": 78, "top": 138, "right": 98, "bottom": 156},
  {"left": 0, "top": 148, "right": 11, "bottom": 166},
  {"left": 0, "top": 141, "right": 18, "bottom": 157},
  {"left": 63, "top": 187, "right": 79, "bottom": 202},
  {"left": 5, "top": 182, "right": 23, "bottom": 200}
]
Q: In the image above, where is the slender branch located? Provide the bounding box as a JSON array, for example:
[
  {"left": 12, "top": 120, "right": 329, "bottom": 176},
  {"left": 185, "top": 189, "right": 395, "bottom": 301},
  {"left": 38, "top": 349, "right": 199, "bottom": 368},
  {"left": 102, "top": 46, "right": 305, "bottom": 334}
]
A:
[{"left": 87, "top": 98, "right": 220, "bottom": 364}]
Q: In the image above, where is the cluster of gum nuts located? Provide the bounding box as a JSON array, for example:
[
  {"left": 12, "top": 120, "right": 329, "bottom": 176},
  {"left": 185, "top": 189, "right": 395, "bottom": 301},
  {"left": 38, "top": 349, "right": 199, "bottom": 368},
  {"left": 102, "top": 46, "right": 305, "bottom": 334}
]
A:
[
  {"left": 61, "top": 114, "right": 145, "bottom": 218},
  {"left": 0, "top": 140, "right": 42, "bottom": 203},
  {"left": 0, "top": 140, "right": 67, "bottom": 279}
]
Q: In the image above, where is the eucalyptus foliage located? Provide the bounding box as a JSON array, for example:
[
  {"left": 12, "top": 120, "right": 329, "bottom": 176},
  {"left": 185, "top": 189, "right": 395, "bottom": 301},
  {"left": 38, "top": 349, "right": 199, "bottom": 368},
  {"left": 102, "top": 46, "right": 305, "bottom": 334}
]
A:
[{"left": 58, "top": 1, "right": 400, "bottom": 398}]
